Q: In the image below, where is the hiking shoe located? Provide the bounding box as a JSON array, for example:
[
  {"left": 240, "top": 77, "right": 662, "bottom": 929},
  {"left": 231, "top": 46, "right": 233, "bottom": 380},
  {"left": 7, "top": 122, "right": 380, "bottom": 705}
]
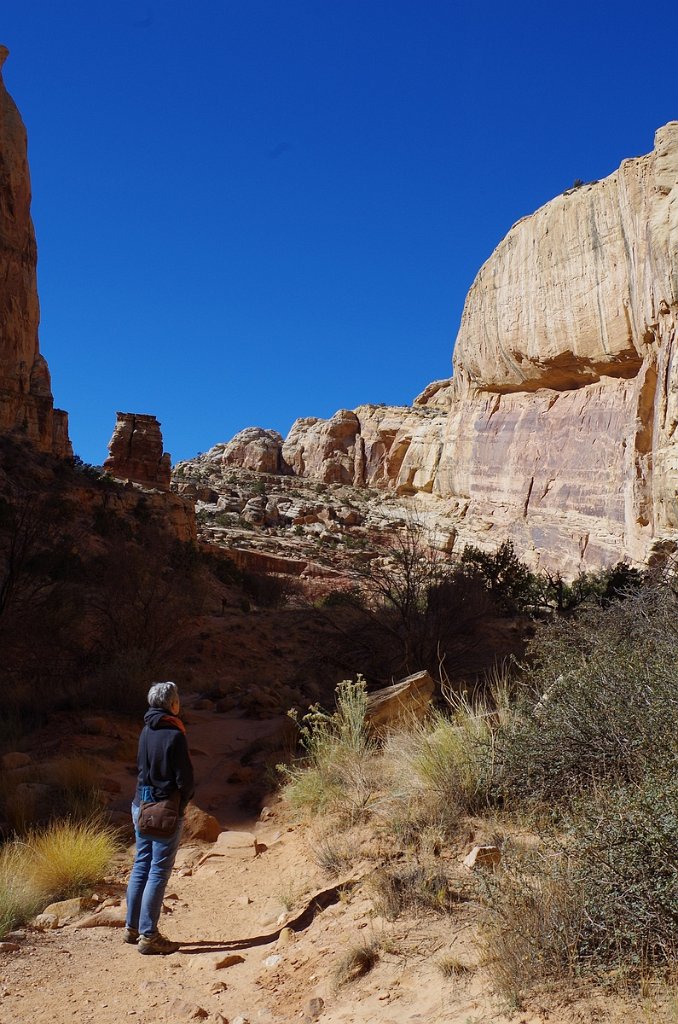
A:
[
  {"left": 138, "top": 931, "right": 179, "bottom": 955},
  {"left": 122, "top": 927, "right": 139, "bottom": 944}
]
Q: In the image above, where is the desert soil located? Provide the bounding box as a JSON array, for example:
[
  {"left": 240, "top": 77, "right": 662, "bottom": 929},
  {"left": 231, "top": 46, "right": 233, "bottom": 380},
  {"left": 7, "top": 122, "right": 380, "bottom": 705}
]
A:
[{"left": 0, "top": 706, "right": 670, "bottom": 1024}]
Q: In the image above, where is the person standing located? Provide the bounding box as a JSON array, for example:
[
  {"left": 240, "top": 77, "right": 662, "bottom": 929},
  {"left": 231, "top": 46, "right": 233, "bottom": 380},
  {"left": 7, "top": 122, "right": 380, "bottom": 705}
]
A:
[{"left": 124, "top": 681, "right": 194, "bottom": 955}]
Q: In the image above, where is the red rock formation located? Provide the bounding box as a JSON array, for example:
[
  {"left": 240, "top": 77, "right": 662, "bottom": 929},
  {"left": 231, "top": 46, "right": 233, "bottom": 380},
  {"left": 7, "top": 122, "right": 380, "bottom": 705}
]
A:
[
  {"left": 0, "top": 47, "right": 71, "bottom": 457},
  {"left": 104, "top": 412, "right": 172, "bottom": 490}
]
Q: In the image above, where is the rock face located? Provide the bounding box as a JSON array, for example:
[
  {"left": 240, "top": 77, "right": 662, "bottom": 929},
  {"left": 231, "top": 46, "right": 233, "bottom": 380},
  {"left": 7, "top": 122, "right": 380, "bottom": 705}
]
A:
[
  {"left": 0, "top": 48, "right": 71, "bottom": 456},
  {"left": 282, "top": 404, "right": 446, "bottom": 494},
  {"left": 221, "top": 427, "right": 285, "bottom": 474},
  {"left": 440, "top": 121, "right": 678, "bottom": 572},
  {"left": 197, "top": 124, "right": 678, "bottom": 574},
  {"left": 104, "top": 412, "right": 172, "bottom": 490}
]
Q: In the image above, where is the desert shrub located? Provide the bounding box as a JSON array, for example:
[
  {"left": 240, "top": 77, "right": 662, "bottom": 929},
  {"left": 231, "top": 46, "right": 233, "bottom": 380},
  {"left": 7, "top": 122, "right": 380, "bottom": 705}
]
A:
[
  {"left": 482, "top": 771, "right": 678, "bottom": 1002},
  {"left": 379, "top": 682, "right": 510, "bottom": 837},
  {"left": 458, "top": 542, "right": 643, "bottom": 618},
  {"left": 369, "top": 862, "right": 462, "bottom": 920},
  {"left": 496, "top": 583, "right": 678, "bottom": 801},
  {"left": 43, "top": 757, "right": 102, "bottom": 821},
  {"left": 480, "top": 848, "right": 584, "bottom": 1006},
  {"left": 21, "top": 817, "right": 119, "bottom": 900},
  {"left": 458, "top": 540, "right": 542, "bottom": 615},
  {"left": 319, "top": 587, "right": 365, "bottom": 609},
  {"left": 311, "top": 836, "right": 353, "bottom": 876},
  {"left": 281, "top": 676, "right": 377, "bottom": 822},
  {"left": 84, "top": 649, "right": 155, "bottom": 716},
  {"left": 201, "top": 550, "right": 243, "bottom": 586},
  {"left": 242, "top": 570, "right": 296, "bottom": 608},
  {"left": 568, "top": 771, "right": 678, "bottom": 969},
  {"left": 332, "top": 938, "right": 380, "bottom": 987}
]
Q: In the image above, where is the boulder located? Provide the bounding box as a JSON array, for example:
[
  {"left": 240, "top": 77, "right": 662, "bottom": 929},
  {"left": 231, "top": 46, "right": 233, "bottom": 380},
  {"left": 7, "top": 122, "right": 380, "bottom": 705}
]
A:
[
  {"left": 1, "top": 752, "right": 31, "bottom": 771},
  {"left": 42, "top": 897, "right": 90, "bottom": 923},
  {"left": 463, "top": 845, "right": 502, "bottom": 871},
  {"left": 182, "top": 803, "right": 221, "bottom": 843},
  {"left": 365, "top": 670, "right": 435, "bottom": 735}
]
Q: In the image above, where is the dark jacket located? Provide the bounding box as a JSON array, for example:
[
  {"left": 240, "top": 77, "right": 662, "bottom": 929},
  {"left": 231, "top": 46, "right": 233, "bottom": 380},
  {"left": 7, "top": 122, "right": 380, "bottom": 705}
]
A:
[{"left": 134, "top": 707, "right": 195, "bottom": 814}]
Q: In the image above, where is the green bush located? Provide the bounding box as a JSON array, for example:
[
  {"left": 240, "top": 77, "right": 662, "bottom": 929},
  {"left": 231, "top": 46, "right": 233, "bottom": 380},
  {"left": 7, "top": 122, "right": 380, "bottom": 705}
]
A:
[
  {"left": 458, "top": 540, "right": 541, "bottom": 615},
  {"left": 482, "top": 770, "right": 678, "bottom": 1002},
  {"left": 496, "top": 584, "right": 678, "bottom": 801},
  {"left": 569, "top": 771, "right": 678, "bottom": 968}
]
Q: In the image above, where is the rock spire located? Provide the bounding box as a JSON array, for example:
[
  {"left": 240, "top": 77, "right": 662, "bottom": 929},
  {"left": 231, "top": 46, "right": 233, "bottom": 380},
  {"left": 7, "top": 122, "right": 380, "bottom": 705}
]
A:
[{"left": 104, "top": 413, "right": 172, "bottom": 490}]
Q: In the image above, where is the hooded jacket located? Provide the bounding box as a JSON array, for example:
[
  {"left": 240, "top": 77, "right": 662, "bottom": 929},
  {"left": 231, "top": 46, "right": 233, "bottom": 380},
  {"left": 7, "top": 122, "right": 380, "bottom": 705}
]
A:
[{"left": 134, "top": 707, "right": 195, "bottom": 814}]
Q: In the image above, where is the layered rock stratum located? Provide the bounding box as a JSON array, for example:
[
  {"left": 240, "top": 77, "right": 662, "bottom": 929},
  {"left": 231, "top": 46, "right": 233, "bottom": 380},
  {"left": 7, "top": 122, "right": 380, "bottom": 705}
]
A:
[
  {"left": 180, "top": 123, "right": 678, "bottom": 575},
  {"left": 0, "top": 47, "right": 71, "bottom": 457}
]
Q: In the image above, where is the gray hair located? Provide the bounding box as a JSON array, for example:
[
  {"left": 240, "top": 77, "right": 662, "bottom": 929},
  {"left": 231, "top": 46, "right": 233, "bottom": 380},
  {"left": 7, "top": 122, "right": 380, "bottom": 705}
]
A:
[{"left": 147, "top": 681, "right": 179, "bottom": 711}]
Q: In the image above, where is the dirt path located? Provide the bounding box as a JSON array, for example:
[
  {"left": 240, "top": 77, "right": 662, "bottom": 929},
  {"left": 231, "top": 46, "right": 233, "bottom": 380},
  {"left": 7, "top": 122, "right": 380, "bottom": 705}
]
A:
[{"left": 0, "top": 707, "right": 666, "bottom": 1024}]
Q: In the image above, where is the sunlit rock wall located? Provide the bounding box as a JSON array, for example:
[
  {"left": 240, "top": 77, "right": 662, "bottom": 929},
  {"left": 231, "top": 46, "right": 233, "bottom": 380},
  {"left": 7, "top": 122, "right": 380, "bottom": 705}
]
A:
[{"left": 0, "top": 47, "right": 71, "bottom": 456}]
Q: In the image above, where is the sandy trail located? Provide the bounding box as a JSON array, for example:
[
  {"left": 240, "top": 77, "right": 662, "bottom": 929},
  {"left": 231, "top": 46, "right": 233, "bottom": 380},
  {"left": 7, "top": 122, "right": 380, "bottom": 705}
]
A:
[{"left": 0, "top": 707, "right": 660, "bottom": 1024}]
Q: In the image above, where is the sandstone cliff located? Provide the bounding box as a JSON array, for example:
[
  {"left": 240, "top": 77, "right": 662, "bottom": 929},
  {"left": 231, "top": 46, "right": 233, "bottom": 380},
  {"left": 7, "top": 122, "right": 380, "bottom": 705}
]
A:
[
  {"left": 440, "top": 121, "right": 678, "bottom": 572},
  {"left": 189, "top": 124, "right": 678, "bottom": 574},
  {"left": 0, "top": 47, "right": 70, "bottom": 457}
]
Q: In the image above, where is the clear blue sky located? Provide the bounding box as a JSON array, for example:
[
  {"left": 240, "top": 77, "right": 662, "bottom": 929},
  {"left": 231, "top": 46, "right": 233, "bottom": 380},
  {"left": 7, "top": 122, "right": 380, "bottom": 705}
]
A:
[{"left": 3, "top": 1, "right": 677, "bottom": 465}]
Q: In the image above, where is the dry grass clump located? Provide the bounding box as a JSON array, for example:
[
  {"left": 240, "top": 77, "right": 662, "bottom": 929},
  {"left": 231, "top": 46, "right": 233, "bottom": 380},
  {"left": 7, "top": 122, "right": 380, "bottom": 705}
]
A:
[
  {"left": 378, "top": 681, "right": 509, "bottom": 841},
  {"left": 332, "top": 937, "right": 380, "bottom": 988},
  {"left": 436, "top": 952, "right": 476, "bottom": 978},
  {"left": 479, "top": 849, "right": 584, "bottom": 1006},
  {"left": 310, "top": 836, "right": 353, "bottom": 877},
  {"left": 0, "top": 844, "right": 42, "bottom": 938},
  {"left": 274, "top": 877, "right": 305, "bottom": 913},
  {"left": 0, "top": 816, "right": 118, "bottom": 936},
  {"left": 43, "top": 757, "right": 103, "bottom": 820},
  {"left": 369, "top": 861, "right": 465, "bottom": 921},
  {"left": 24, "top": 818, "right": 118, "bottom": 900},
  {"left": 18, "top": 817, "right": 119, "bottom": 901},
  {"left": 0, "top": 756, "right": 103, "bottom": 834},
  {"left": 281, "top": 676, "right": 379, "bottom": 823}
]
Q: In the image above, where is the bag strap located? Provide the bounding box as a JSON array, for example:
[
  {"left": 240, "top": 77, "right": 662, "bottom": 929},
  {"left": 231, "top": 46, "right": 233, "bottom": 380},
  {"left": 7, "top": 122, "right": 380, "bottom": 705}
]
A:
[{"left": 139, "top": 728, "right": 155, "bottom": 802}]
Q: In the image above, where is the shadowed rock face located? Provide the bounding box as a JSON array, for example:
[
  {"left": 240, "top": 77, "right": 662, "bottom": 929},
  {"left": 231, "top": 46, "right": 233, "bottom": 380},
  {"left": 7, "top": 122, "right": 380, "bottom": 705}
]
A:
[
  {"left": 0, "top": 47, "right": 71, "bottom": 456},
  {"left": 104, "top": 413, "right": 172, "bottom": 490}
]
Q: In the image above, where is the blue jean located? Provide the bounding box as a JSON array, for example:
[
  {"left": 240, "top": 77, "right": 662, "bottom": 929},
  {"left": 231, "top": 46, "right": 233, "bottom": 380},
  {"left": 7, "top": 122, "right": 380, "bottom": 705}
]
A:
[{"left": 125, "top": 803, "right": 183, "bottom": 937}]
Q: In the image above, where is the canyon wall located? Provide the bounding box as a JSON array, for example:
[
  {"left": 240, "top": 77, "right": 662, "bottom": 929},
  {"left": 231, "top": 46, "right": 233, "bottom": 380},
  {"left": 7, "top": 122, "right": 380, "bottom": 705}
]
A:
[
  {"left": 207, "top": 124, "right": 678, "bottom": 574},
  {"left": 0, "top": 47, "right": 71, "bottom": 457},
  {"left": 438, "top": 121, "right": 678, "bottom": 572}
]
